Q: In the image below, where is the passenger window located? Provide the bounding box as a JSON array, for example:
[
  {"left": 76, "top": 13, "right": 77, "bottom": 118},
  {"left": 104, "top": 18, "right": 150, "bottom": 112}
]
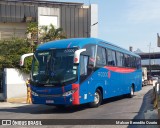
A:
[
  {"left": 107, "top": 49, "right": 116, "bottom": 66},
  {"left": 116, "top": 52, "right": 124, "bottom": 67},
  {"left": 124, "top": 54, "right": 130, "bottom": 67},
  {"left": 130, "top": 56, "right": 136, "bottom": 68},
  {"left": 96, "top": 47, "right": 106, "bottom": 66},
  {"left": 136, "top": 57, "right": 141, "bottom": 69},
  {"left": 80, "top": 55, "right": 88, "bottom": 76},
  {"left": 82, "top": 44, "right": 96, "bottom": 66}
]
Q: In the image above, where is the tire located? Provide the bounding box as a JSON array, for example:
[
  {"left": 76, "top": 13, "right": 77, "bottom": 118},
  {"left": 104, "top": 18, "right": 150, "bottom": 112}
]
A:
[
  {"left": 128, "top": 86, "right": 134, "bottom": 98},
  {"left": 89, "top": 89, "right": 102, "bottom": 108}
]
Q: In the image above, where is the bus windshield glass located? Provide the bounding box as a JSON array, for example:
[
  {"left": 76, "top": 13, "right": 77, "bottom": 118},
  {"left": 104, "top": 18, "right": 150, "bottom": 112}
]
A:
[{"left": 31, "top": 48, "right": 78, "bottom": 86}]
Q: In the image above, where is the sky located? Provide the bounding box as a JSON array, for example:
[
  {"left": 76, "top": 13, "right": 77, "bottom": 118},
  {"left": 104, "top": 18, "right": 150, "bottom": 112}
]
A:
[{"left": 55, "top": 0, "right": 160, "bottom": 53}]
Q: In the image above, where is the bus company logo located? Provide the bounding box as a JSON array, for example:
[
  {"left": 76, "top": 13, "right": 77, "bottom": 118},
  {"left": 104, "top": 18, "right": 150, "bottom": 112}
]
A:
[{"left": 2, "top": 120, "right": 11, "bottom": 125}]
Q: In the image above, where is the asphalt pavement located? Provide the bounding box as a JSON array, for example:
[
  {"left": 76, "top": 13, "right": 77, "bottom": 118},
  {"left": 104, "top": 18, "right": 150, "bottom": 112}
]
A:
[{"left": 0, "top": 85, "right": 159, "bottom": 128}]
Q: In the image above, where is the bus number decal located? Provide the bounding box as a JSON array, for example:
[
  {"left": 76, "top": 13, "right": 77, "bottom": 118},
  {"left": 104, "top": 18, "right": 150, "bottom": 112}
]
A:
[
  {"left": 98, "top": 71, "right": 111, "bottom": 78},
  {"left": 98, "top": 72, "right": 107, "bottom": 77}
]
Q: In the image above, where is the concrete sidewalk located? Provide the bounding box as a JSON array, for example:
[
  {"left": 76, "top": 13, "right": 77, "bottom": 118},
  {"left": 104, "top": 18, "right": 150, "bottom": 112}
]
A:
[
  {"left": 143, "top": 85, "right": 159, "bottom": 128},
  {"left": 144, "top": 109, "right": 158, "bottom": 119},
  {"left": 0, "top": 97, "right": 30, "bottom": 107},
  {"left": 144, "top": 109, "right": 159, "bottom": 128},
  {"left": 7, "top": 97, "right": 27, "bottom": 103}
]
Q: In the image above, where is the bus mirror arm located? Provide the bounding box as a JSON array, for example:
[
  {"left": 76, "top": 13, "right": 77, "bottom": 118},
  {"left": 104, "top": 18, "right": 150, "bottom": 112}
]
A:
[
  {"left": 20, "top": 53, "right": 34, "bottom": 66},
  {"left": 74, "top": 49, "right": 86, "bottom": 64}
]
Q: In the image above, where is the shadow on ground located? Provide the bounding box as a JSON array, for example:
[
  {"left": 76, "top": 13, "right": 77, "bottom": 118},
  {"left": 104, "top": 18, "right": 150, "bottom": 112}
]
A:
[
  {"left": 0, "top": 93, "right": 134, "bottom": 115},
  {"left": 128, "top": 88, "right": 154, "bottom": 128}
]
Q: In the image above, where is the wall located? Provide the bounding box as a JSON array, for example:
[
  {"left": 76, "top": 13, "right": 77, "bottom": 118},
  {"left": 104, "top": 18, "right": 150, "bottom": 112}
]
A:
[
  {"left": 0, "top": 23, "right": 27, "bottom": 40},
  {"left": 38, "top": 7, "right": 60, "bottom": 28},
  {"left": 4, "top": 68, "right": 29, "bottom": 99},
  {"left": 38, "top": 4, "right": 97, "bottom": 38},
  {"left": 0, "top": 1, "right": 98, "bottom": 40},
  {"left": 60, "top": 5, "right": 91, "bottom": 38}
]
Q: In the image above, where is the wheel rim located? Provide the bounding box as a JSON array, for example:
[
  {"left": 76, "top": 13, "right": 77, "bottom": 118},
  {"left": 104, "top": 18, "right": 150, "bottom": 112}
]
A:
[{"left": 94, "top": 92, "right": 100, "bottom": 104}]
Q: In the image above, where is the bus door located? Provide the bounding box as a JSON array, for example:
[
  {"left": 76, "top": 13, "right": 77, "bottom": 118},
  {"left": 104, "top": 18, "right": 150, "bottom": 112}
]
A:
[{"left": 79, "top": 55, "right": 94, "bottom": 102}]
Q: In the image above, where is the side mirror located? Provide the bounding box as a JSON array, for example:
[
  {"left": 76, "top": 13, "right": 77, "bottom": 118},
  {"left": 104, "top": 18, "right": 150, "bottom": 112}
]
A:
[
  {"left": 20, "top": 53, "right": 33, "bottom": 66},
  {"left": 74, "top": 49, "right": 86, "bottom": 64}
]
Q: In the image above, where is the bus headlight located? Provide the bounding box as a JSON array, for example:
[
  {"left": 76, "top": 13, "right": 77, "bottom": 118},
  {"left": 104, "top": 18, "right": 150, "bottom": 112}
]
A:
[
  {"left": 62, "top": 88, "right": 77, "bottom": 97},
  {"left": 31, "top": 91, "right": 39, "bottom": 96}
]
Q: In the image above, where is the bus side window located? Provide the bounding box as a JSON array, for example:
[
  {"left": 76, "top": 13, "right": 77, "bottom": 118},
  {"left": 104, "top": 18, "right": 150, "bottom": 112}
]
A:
[
  {"left": 80, "top": 55, "right": 88, "bottom": 75},
  {"left": 136, "top": 57, "right": 141, "bottom": 69},
  {"left": 96, "top": 47, "right": 106, "bottom": 66},
  {"left": 124, "top": 54, "right": 129, "bottom": 67},
  {"left": 116, "top": 52, "right": 124, "bottom": 67},
  {"left": 107, "top": 49, "right": 116, "bottom": 66},
  {"left": 82, "top": 44, "right": 96, "bottom": 66},
  {"left": 130, "top": 56, "right": 136, "bottom": 68}
]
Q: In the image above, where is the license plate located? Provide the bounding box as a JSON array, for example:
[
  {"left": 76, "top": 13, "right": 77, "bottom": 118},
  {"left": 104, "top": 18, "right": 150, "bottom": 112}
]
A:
[{"left": 46, "top": 100, "right": 54, "bottom": 104}]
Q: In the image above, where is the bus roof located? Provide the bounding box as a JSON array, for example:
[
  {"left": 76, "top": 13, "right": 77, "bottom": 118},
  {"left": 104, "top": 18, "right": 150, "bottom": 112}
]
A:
[{"left": 37, "top": 38, "right": 140, "bottom": 58}]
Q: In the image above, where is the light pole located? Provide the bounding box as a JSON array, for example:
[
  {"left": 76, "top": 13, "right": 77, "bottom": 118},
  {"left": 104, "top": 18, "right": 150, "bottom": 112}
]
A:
[
  {"left": 90, "top": 22, "right": 98, "bottom": 37},
  {"left": 148, "top": 43, "right": 151, "bottom": 75},
  {"left": 151, "top": 48, "right": 155, "bottom": 65}
]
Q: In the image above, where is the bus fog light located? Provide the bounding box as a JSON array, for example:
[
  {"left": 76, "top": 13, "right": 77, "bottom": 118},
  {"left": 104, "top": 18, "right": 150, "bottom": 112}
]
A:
[
  {"left": 70, "top": 98, "right": 74, "bottom": 102},
  {"left": 62, "top": 88, "right": 78, "bottom": 97}
]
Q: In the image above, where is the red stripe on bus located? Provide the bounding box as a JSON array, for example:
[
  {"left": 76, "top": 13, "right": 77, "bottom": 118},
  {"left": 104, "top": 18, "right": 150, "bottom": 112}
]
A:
[
  {"left": 72, "top": 84, "right": 80, "bottom": 105},
  {"left": 104, "top": 66, "right": 136, "bottom": 73}
]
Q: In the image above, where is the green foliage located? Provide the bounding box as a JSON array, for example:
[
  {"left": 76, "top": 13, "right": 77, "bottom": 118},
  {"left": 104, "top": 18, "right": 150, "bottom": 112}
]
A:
[
  {"left": 0, "top": 22, "right": 66, "bottom": 74},
  {"left": 0, "top": 37, "right": 35, "bottom": 73},
  {"left": 26, "top": 22, "right": 38, "bottom": 51},
  {"left": 40, "top": 24, "right": 67, "bottom": 43},
  {"left": 26, "top": 22, "right": 38, "bottom": 40}
]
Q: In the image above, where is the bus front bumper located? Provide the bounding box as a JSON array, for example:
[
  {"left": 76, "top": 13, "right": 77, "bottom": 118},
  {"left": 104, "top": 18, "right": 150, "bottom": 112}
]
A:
[{"left": 31, "top": 91, "right": 80, "bottom": 105}]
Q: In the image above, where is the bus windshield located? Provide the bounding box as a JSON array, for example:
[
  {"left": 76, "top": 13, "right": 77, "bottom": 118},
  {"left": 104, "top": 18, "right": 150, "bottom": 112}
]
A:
[{"left": 31, "top": 48, "right": 78, "bottom": 86}]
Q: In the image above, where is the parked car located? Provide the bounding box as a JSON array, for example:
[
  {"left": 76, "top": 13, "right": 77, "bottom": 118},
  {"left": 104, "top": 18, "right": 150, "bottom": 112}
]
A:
[{"left": 152, "top": 75, "right": 160, "bottom": 81}]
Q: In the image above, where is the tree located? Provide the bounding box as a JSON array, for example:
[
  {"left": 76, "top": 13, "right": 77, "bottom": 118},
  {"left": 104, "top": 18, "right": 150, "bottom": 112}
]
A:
[
  {"left": 26, "top": 22, "right": 38, "bottom": 52},
  {"left": 0, "top": 23, "right": 67, "bottom": 74},
  {"left": 40, "top": 24, "right": 66, "bottom": 43},
  {"left": 0, "top": 38, "right": 32, "bottom": 73}
]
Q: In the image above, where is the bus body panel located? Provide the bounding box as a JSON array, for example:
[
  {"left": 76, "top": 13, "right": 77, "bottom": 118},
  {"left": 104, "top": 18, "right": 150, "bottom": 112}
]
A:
[
  {"left": 29, "top": 38, "right": 142, "bottom": 106},
  {"left": 79, "top": 67, "right": 142, "bottom": 101}
]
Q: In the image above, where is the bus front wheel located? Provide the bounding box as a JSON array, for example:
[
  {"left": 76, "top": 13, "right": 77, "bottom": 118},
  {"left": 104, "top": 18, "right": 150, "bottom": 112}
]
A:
[{"left": 89, "top": 89, "right": 102, "bottom": 108}]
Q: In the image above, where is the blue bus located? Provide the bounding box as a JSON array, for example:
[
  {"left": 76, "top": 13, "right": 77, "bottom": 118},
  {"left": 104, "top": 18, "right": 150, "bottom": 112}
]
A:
[{"left": 21, "top": 38, "right": 142, "bottom": 107}]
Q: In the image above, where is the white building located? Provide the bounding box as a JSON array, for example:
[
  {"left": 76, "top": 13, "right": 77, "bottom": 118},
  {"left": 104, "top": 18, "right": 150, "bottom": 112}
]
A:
[{"left": 0, "top": 0, "right": 98, "bottom": 40}]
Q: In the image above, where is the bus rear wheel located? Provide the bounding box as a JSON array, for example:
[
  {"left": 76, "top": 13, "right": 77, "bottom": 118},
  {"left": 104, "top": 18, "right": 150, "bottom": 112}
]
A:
[
  {"left": 89, "top": 89, "right": 102, "bottom": 108},
  {"left": 128, "top": 86, "right": 134, "bottom": 98}
]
